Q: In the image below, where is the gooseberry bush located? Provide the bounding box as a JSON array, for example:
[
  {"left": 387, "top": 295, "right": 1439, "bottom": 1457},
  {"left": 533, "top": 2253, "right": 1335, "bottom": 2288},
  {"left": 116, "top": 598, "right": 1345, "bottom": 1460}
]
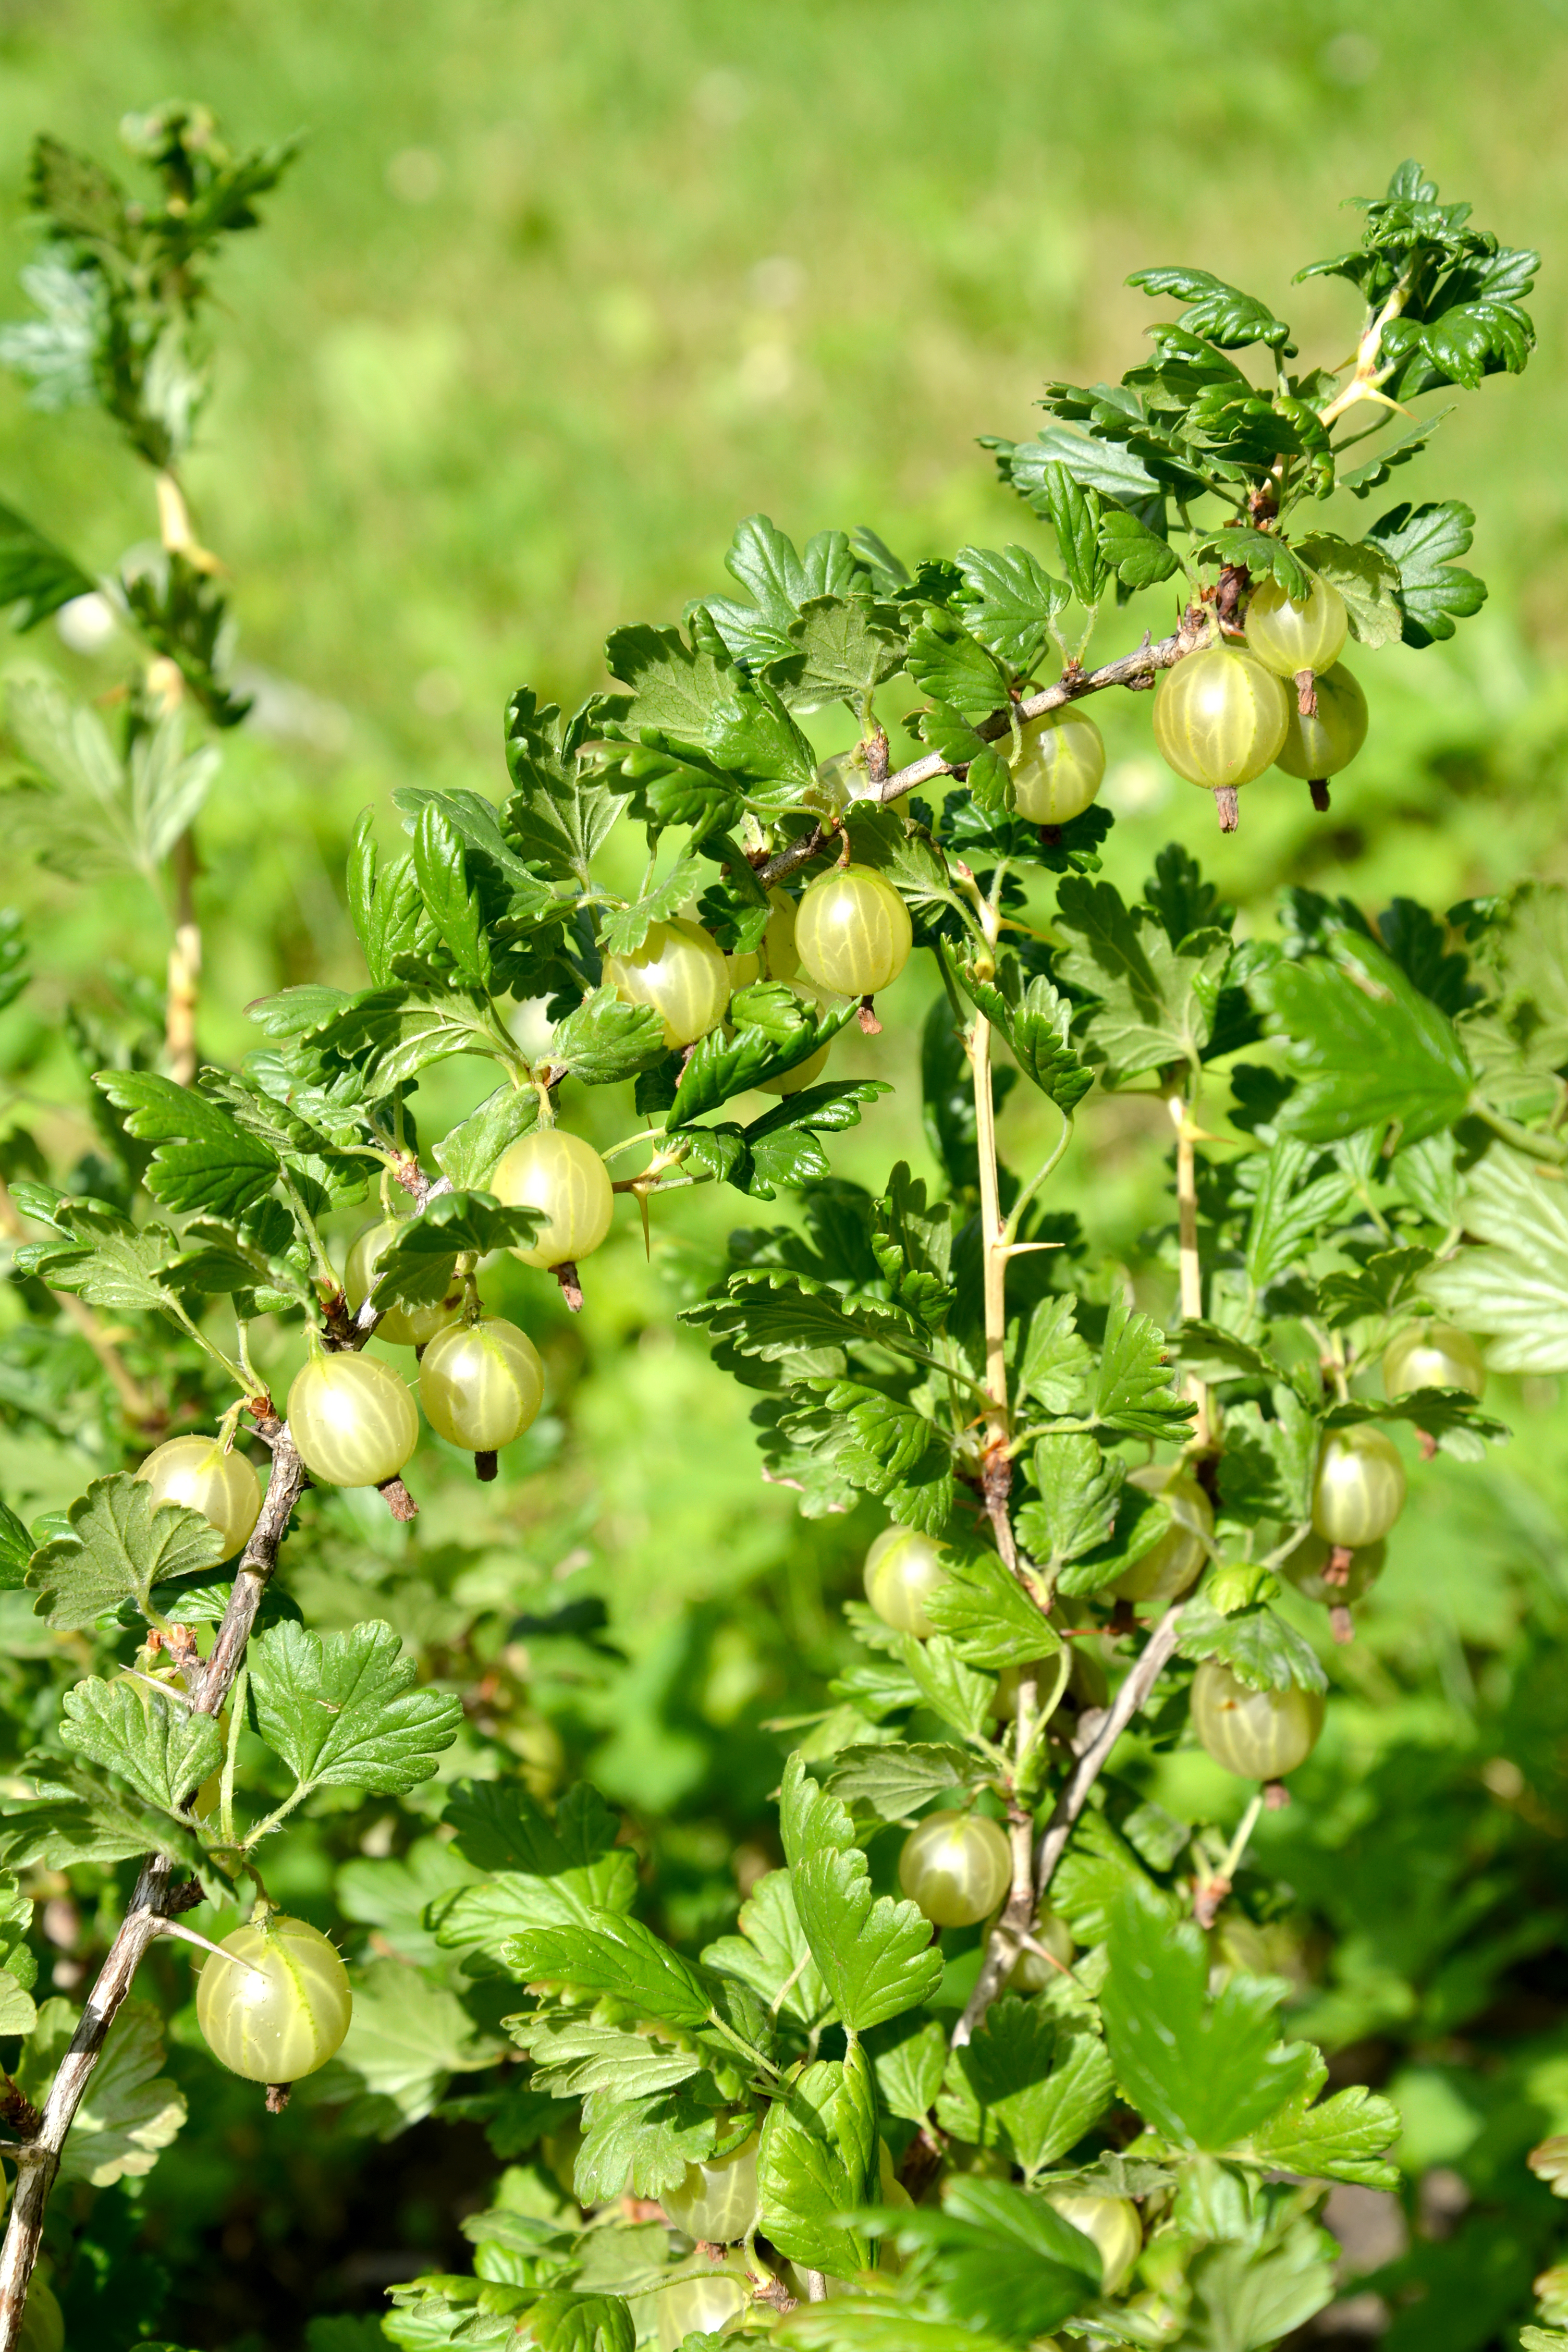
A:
[{"left": 0, "top": 117, "right": 1560, "bottom": 2352}]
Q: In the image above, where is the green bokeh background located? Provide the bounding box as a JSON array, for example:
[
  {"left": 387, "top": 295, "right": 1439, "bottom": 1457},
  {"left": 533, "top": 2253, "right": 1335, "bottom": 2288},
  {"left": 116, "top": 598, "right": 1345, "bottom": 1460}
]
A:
[{"left": 2, "top": 3, "right": 1568, "bottom": 2346}]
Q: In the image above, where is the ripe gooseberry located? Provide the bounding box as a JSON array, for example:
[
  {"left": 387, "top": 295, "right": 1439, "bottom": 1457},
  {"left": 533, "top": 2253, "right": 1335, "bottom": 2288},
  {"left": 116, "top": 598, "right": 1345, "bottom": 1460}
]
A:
[
  {"left": 489, "top": 1129, "right": 614, "bottom": 1270},
  {"left": 1044, "top": 2193, "right": 1142, "bottom": 2297},
  {"left": 418, "top": 1316, "right": 544, "bottom": 1453},
  {"left": 1274, "top": 662, "right": 1367, "bottom": 793},
  {"left": 604, "top": 916, "right": 729, "bottom": 1049},
  {"left": 1112, "top": 1464, "right": 1212, "bottom": 1603},
  {"left": 345, "top": 1217, "right": 462, "bottom": 1349},
  {"left": 898, "top": 1811, "right": 1011, "bottom": 1928},
  {"left": 1280, "top": 1530, "right": 1386, "bottom": 1606},
  {"left": 654, "top": 2253, "right": 751, "bottom": 2351},
  {"left": 1243, "top": 572, "right": 1349, "bottom": 677},
  {"left": 287, "top": 1345, "right": 418, "bottom": 1488},
  {"left": 661, "top": 2133, "right": 760, "bottom": 2241},
  {"left": 134, "top": 1434, "right": 262, "bottom": 1558},
  {"left": 1312, "top": 1425, "right": 1406, "bottom": 1548},
  {"left": 725, "top": 888, "right": 801, "bottom": 987},
  {"left": 863, "top": 1524, "right": 948, "bottom": 1637},
  {"left": 1009, "top": 706, "right": 1106, "bottom": 824},
  {"left": 15, "top": 2280, "right": 64, "bottom": 2352},
  {"left": 195, "top": 1912, "right": 352, "bottom": 2082},
  {"left": 1151, "top": 646, "right": 1290, "bottom": 829},
  {"left": 1383, "top": 1319, "right": 1486, "bottom": 1401},
  {"left": 1190, "top": 1660, "right": 1325, "bottom": 1781},
  {"left": 795, "top": 865, "right": 912, "bottom": 999}
]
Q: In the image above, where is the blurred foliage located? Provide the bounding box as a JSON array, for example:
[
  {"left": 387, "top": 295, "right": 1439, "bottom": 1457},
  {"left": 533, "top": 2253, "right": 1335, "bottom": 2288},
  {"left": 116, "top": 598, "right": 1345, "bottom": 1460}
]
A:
[{"left": 0, "top": 3, "right": 1565, "bottom": 2347}]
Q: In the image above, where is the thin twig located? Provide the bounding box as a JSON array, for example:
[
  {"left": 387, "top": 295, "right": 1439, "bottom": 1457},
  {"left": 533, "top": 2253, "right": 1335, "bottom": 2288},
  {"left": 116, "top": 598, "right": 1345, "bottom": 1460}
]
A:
[
  {"left": 953, "top": 1591, "right": 1186, "bottom": 2051},
  {"left": 0, "top": 1423, "right": 306, "bottom": 2343},
  {"left": 884, "top": 614, "right": 1209, "bottom": 808},
  {"left": 756, "top": 612, "right": 1211, "bottom": 887},
  {"left": 1035, "top": 1603, "right": 1189, "bottom": 1895}
]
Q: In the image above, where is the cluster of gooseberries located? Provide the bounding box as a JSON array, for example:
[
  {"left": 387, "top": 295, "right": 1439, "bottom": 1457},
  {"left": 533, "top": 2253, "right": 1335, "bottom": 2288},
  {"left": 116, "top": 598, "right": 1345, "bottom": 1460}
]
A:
[
  {"left": 604, "top": 860, "right": 913, "bottom": 1087},
  {"left": 1012, "top": 570, "right": 1369, "bottom": 838},
  {"left": 861, "top": 1317, "right": 1485, "bottom": 1917}
]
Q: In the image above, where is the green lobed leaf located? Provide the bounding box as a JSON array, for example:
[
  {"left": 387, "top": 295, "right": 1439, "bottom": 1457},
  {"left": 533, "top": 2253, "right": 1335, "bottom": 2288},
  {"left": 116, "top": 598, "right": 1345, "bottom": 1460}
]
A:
[
  {"left": 1244, "top": 1137, "right": 1355, "bottom": 1292},
  {"left": 93, "top": 1070, "right": 280, "bottom": 1217},
  {"left": 508, "top": 2010, "right": 701, "bottom": 2101},
  {"left": 923, "top": 1552, "right": 1061, "bottom": 1668},
  {"left": 757, "top": 2048, "right": 876, "bottom": 2280},
  {"left": 956, "top": 954, "right": 1093, "bottom": 1112},
  {"left": 865, "top": 2175, "right": 1103, "bottom": 2341},
  {"left": 1099, "top": 505, "right": 1181, "bottom": 590},
  {"left": 826, "top": 1742, "right": 979, "bottom": 1819},
  {"left": 412, "top": 799, "right": 492, "bottom": 990},
  {"left": 1292, "top": 532, "right": 1404, "bottom": 651},
  {"left": 703, "top": 1867, "right": 832, "bottom": 2032},
  {"left": 27, "top": 1473, "right": 227, "bottom": 1630},
  {"left": 791, "top": 1838, "right": 947, "bottom": 2032},
  {"left": 1260, "top": 930, "right": 1473, "bottom": 1145},
  {"left": 1243, "top": 2074, "right": 1401, "bottom": 2189},
  {"left": 0, "top": 498, "right": 96, "bottom": 629},
  {"left": 1101, "top": 1881, "right": 1318, "bottom": 2152},
  {"left": 58, "top": 1678, "right": 223, "bottom": 1817},
  {"left": 368, "top": 1189, "right": 544, "bottom": 1309},
  {"left": 954, "top": 545, "right": 1070, "bottom": 675},
  {"left": 432, "top": 1082, "right": 540, "bottom": 1190},
  {"left": 1175, "top": 1599, "right": 1328, "bottom": 1695},
  {"left": 1054, "top": 875, "right": 1231, "bottom": 1083},
  {"left": 19, "top": 1995, "right": 185, "bottom": 2187},
  {"left": 1217, "top": 1391, "right": 1318, "bottom": 1527},
  {"left": 936, "top": 1999, "right": 1114, "bottom": 2178},
  {"left": 765, "top": 591, "right": 908, "bottom": 710},
  {"left": 546, "top": 984, "right": 669, "bottom": 1085},
  {"left": 1128, "top": 265, "right": 1294, "bottom": 349},
  {"left": 1019, "top": 1433, "right": 1124, "bottom": 1566},
  {"left": 1093, "top": 1290, "right": 1197, "bottom": 1441},
  {"left": 501, "top": 1908, "right": 713, "bottom": 2029},
  {"left": 336, "top": 1958, "right": 504, "bottom": 2133},
  {"left": 907, "top": 605, "right": 1009, "bottom": 714},
  {"left": 431, "top": 1781, "right": 637, "bottom": 1956},
  {"left": 247, "top": 1621, "right": 462, "bottom": 1797},
  {"left": 1026, "top": 461, "right": 1107, "bottom": 610},
  {"left": 1015, "top": 1296, "right": 1094, "bottom": 1417},
  {"left": 1422, "top": 1148, "right": 1568, "bottom": 1372},
  {"left": 1363, "top": 498, "right": 1486, "bottom": 647}
]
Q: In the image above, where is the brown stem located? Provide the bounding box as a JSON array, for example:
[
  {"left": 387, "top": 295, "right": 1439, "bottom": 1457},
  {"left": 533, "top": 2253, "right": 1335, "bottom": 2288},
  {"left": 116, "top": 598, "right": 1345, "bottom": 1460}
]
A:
[
  {"left": 378, "top": 1476, "right": 418, "bottom": 1522},
  {"left": 166, "top": 829, "right": 201, "bottom": 1088},
  {"left": 0, "top": 1421, "right": 309, "bottom": 2343},
  {"left": 1168, "top": 1096, "right": 1210, "bottom": 1449},
  {"left": 869, "top": 608, "right": 1212, "bottom": 809},
  {"left": 1309, "top": 780, "right": 1331, "bottom": 813},
  {"left": 553, "top": 1261, "right": 584, "bottom": 1313},
  {"left": 1294, "top": 668, "right": 1319, "bottom": 720},
  {"left": 194, "top": 1419, "right": 307, "bottom": 1713},
  {"left": 1214, "top": 785, "right": 1240, "bottom": 833},
  {"left": 0, "top": 1856, "right": 173, "bottom": 2346},
  {"left": 757, "top": 614, "right": 1215, "bottom": 887},
  {"left": 971, "top": 1015, "right": 1008, "bottom": 1470},
  {"left": 1035, "top": 1603, "right": 1188, "bottom": 1895}
]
